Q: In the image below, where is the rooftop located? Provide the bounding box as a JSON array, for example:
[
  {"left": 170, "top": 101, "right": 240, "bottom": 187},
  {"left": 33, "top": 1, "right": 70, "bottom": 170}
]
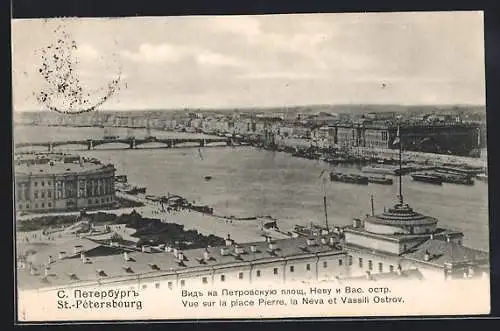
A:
[
  {"left": 402, "top": 239, "right": 490, "bottom": 268},
  {"left": 17, "top": 235, "right": 344, "bottom": 290},
  {"left": 15, "top": 162, "right": 114, "bottom": 176},
  {"left": 340, "top": 268, "right": 425, "bottom": 282},
  {"left": 344, "top": 226, "right": 464, "bottom": 242},
  {"left": 364, "top": 203, "right": 438, "bottom": 227}
]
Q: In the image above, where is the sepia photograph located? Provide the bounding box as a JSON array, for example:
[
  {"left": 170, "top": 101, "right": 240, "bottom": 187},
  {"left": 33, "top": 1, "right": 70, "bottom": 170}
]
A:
[{"left": 12, "top": 11, "right": 490, "bottom": 321}]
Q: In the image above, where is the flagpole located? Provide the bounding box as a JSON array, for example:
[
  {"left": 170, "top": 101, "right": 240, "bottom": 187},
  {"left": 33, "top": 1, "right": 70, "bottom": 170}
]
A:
[{"left": 398, "top": 122, "right": 403, "bottom": 204}]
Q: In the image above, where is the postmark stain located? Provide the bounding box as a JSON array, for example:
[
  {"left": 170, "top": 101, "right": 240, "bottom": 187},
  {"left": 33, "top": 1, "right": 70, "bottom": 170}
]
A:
[{"left": 34, "top": 24, "right": 123, "bottom": 115}]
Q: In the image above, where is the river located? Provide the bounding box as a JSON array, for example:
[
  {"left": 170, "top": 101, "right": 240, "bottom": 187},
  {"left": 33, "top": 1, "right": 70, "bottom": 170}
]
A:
[{"left": 14, "top": 125, "right": 490, "bottom": 252}]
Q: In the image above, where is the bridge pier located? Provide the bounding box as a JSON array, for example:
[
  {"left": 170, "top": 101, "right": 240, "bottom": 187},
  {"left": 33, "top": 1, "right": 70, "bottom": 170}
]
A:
[
  {"left": 199, "top": 139, "right": 205, "bottom": 147},
  {"left": 87, "top": 140, "right": 93, "bottom": 150},
  {"left": 48, "top": 143, "right": 54, "bottom": 152}
]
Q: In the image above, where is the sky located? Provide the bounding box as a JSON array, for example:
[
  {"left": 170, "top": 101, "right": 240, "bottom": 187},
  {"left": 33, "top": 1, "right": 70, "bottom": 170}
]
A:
[{"left": 11, "top": 11, "right": 486, "bottom": 112}]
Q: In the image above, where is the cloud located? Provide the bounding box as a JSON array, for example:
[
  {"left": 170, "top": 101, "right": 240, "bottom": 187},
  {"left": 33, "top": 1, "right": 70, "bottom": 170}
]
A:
[{"left": 74, "top": 43, "right": 100, "bottom": 60}]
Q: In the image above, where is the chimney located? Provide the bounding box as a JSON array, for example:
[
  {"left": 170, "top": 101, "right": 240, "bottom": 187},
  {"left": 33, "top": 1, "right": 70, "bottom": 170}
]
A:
[
  {"left": 306, "top": 238, "right": 315, "bottom": 246},
  {"left": 424, "top": 250, "right": 430, "bottom": 262},
  {"left": 265, "top": 236, "right": 272, "bottom": 243},
  {"left": 220, "top": 247, "right": 229, "bottom": 256},
  {"left": 79, "top": 156, "right": 84, "bottom": 167},
  {"left": 225, "top": 234, "right": 233, "bottom": 246},
  {"left": 173, "top": 248, "right": 178, "bottom": 256},
  {"left": 165, "top": 245, "right": 171, "bottom": 253},
  {"left": 396, "top": 264, "right": 402, "bottom": 276},
  {"left": 203, "top": 248, "right": 210, "bottom": 261},
  {"left": 446, "top": 236, "right": 451, "bottom": 243},
  {"left": 320, "top": 237, "right": 327, "bottom": 245},
  {"left": 365, "top": 271, "right": 372, "bottom": 280},
  {"left": 123, "top": 251, "right": 130, "bottom": 261},
  {"left": 44, "top": 267, "right": 49, "bottom": 277},
  {"left": 250, "top": 245, "right": 257, "bottom": 253},
  {"left": 74, "top": 245, "right": 82, "bottom": 255},
  {"left": 235, "top": 245, "right": 244, "bottom": 255},
  {"left": 47, "top": 255, "right": 53, "bottom": 264},
  {"left": 329, "top": 237, "right": 335, "bottom": 246},
  {"left": 80, "top": 252, "right": 86, "bottom": 261},
  {"left": 58, "top": 251, "right": 66, "bottom": 260},
  {"left": 352, "top": 218, "right": 361, "bottom": 228},
  {"left": 268, "top": 242, "right": 276, "bottom": 251},
  {"left": 430, "top": 234, "right": 434, "bottom": 240},
  {"left": 177, "top": 251, "right": 184, "bottom": 262}
]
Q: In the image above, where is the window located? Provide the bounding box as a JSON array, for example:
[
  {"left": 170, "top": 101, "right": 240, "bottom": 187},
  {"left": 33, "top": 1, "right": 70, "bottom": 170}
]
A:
[
  {"left": 389, "top": 265, "right": 394, "bottom": 273},
  {"left": 48, "top": 181, "right": 51, "bottom": 185},
  {"left": 403, "top": 244, "right": 407, "bottom": 251},
  {"left": 338, "top": 259, "right": 343, "bottom": 266},
  {"left": 41, "top": 203, "right": 45, "bottom": 208},
  {"left": 378, "top": 262, "right": 383, "bottom": 273},
  {"left": 34, "top": 192, "right": 38, "bottom": 199},
  {"left": 358, "top": 258, "right": 363, "bottom": 268},
  {"left": 41, "top": 192, "right": 45, "bottom": 198},
  {"left": 48, "top": 203, "right": 51, "bottom": 207},
  {"left": 290, "top": 266, "right": 295, "bottom": 272},
  {"left": 238, "top": 272, "right": 244, "bottom": 280},
  {"left": 155, "top": 283, "right": 160, "bottom": 289},
  {"left": 348, "top": 255, "right": 353, "bottom": 266},
  {"left": 35, "top": 203, "right": 38, "bottom": 208},
  {"left": 95, "top": 199, "right": 99, "bottom": 204},
  {"left": 368, "top": 260, "right": 373, "bottom": 271},
  {"left": 273, "top": 268, "right": 278, "bottom": 275},
  {"left": 180, "top": 280, "right": 185, "bottom": 287},
  {"left": 88, "top": 199, "right": 92, "bottom": 205},
  {"left": 34, "top": 182, "right": 38, "bottom": 187},
  {"left": 41, "top": 181, "right": 45, "bottom": 186},
  {"left": 202, "top": 277, "right": 208, "bottom": 284},
  {"left": 25, "top": 204, "right": 29, "bottom": 209},
  {"left": 306, "top": 264, "right": 311, "bottom": 271},
  {"left": 48, "top": 191, "right": 52, "bottom": 198},
  {"left": 323, "top": 261, "right": 328, "bottom": 268},
  {"left": 220, "top": 275, "right": 225, "bottom": 282},
  {"left": 168, "top": 281, "right": 173, "bottom": 289},
  {"left": 256, "top": 270, "right": 261, "bottom": 277}
]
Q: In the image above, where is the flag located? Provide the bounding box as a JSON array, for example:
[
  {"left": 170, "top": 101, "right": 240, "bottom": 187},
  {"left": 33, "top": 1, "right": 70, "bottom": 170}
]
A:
[{"left": 393, "top": 126, "right": 400, "bottom": 146}]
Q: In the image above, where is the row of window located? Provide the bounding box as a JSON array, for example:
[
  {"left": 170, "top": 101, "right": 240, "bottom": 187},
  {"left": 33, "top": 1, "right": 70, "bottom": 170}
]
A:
[
  {"left": 357, "top": 257, "right": 394, "bottom": 273},
  {"left": 33, "top": 180, "right": 52, "bottom": 187},
  {"left": 137, "top": 261, "right": 347, "bottom": 290},
  {"left": 18, "top": 196, "right": 113, "bottom": 210}
]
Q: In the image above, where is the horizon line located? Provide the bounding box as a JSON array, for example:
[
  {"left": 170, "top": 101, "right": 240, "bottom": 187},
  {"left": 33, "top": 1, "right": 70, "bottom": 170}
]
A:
[{"left": 13, "top": 103, "right": 487, "bottom": 113}]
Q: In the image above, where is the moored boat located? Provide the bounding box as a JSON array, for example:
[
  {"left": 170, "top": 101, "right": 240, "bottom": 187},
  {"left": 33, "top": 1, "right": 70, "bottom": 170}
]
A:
[
  {"left": 411, "top": 173, "right": 443, "bottom": 185},
  {"left": 368, "top": 175, "right": 394, "bottom": 185},
  {"left": 330, "top": 172, "right": 369, "bottom": 185}
]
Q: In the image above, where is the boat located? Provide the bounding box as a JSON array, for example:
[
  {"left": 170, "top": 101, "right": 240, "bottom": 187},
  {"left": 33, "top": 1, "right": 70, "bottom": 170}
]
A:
[
  {"left": 361, "top": 165, "right": 400, "bottom": 176},
  {"left": 411, "top": 173, "right": 443, "bottom": 185},
  {"left": 115, "top": 175, "right": 128, "bottom": 183},
  {"left": 476, "top": 173, "right": 488, "bottom": 182},
  {"left": 439, "top": 173, "right": 474, "bottom": 185},
  {"left": 368, "top": 175, "right": 394, "bottom": 185},
  {"left": 330, "top": 172, "right": 369, "bottom": 185}
]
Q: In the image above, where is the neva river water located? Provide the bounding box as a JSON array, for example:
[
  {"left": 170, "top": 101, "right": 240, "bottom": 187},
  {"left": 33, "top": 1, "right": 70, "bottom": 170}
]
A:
[{"left": 14, "top": 125, "right": 490, "bottom": 252}]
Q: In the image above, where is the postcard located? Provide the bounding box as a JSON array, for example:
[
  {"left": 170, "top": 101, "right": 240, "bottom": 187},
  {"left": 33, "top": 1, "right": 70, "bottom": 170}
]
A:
[{"left": 12, "top": 11, "right": 490, "bottom": 322}]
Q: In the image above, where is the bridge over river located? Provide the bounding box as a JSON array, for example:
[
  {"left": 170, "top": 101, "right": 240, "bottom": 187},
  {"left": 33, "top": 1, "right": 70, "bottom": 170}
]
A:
[{"left": 15, "top": 135, "right": 250, "bottom": 152}]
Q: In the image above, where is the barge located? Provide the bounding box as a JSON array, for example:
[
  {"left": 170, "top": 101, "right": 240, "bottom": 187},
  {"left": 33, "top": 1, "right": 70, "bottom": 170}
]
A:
[
  {"left": 411, "top": 173, "right": 443, "bottom": 185},
  {"left": 330, "top": 172, "right": 369, "bottom": 185},
  {"left": 367, "top": 175, "right": 394, "bottom": 185}
]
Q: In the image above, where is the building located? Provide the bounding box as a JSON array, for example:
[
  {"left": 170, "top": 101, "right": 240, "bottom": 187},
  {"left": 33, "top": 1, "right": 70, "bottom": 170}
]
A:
[
  {"left": 15, "top": 159, "right": 116, "bottom": 213},
  {"left": 17, "top": 235, "right": 349, "bottom": 291}
]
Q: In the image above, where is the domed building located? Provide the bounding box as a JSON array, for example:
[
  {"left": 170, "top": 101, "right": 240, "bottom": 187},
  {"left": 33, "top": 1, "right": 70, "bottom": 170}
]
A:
[{"left": 342, "top": 196, "right": 488, "bottom": 281}]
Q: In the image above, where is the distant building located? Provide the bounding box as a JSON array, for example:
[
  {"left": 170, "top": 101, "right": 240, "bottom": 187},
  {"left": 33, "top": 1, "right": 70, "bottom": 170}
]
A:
[{"left": 15, "top": 160, "right": 116, "bottom": 213}]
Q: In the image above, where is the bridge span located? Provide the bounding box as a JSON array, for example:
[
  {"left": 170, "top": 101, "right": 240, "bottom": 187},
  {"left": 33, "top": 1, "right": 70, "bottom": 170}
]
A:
[{"left": 15, "top": 135, "right": 248, "bottom": 152}]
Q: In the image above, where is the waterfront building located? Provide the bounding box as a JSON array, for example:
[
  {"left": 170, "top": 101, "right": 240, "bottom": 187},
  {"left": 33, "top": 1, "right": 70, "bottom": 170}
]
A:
[{"left": 15, "top": 159, "right": 116, "bottom": 213}]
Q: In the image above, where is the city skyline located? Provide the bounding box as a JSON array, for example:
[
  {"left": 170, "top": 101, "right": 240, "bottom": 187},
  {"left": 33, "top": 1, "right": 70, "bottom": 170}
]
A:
[{"left": 12, "top": 11, "right": 485, "bottom": 112}]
